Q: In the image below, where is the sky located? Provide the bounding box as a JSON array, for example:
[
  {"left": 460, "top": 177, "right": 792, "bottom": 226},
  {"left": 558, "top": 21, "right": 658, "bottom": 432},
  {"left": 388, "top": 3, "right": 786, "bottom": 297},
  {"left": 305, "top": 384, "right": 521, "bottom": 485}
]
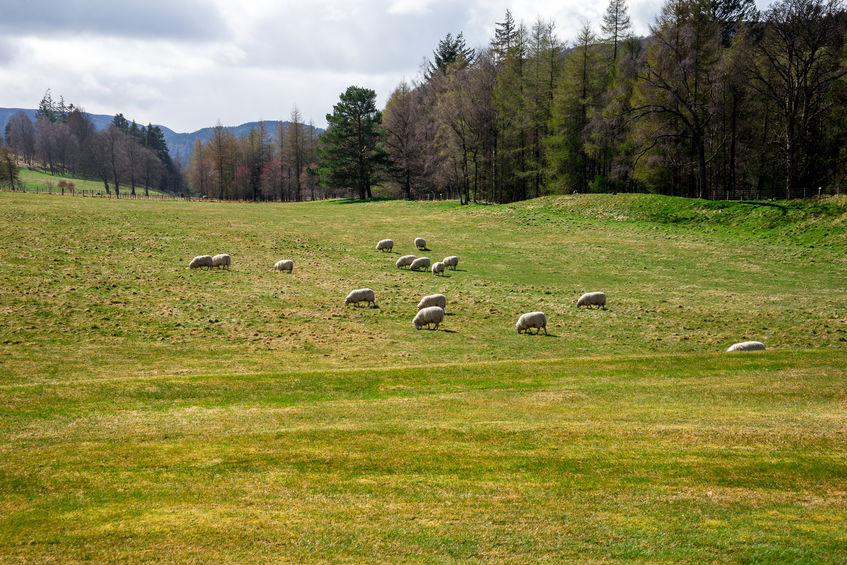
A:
[{"left": 0, "top": 0, "right": 774, "bottom": 133}]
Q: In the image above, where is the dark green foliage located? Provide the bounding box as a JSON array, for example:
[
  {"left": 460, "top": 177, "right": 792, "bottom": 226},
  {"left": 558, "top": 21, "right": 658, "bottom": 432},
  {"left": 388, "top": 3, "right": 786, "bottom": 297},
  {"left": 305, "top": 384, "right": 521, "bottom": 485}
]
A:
[
  {"left": 427, "top": 32, "right": 476, "bottom": 78},
  {"left": 318, "top": 86, "right": 388, "bottom": 200}
]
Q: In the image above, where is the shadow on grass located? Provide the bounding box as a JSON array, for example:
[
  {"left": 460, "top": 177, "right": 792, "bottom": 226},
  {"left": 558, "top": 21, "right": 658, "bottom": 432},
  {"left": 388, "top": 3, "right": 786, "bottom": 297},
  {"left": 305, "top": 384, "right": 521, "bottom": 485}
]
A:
[
  {"left": 740, "top": 201, "right": 788, "bottom": 214},
  {"left": 328, "top": 197, "right": 396, "bottom": 205}
]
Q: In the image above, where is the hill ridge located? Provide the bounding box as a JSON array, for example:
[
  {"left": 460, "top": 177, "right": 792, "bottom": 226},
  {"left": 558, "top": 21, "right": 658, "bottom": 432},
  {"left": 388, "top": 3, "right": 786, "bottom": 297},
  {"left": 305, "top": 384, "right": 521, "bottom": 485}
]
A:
[{"left": 0, "top": 107, "right": 294, "bottom": 163}]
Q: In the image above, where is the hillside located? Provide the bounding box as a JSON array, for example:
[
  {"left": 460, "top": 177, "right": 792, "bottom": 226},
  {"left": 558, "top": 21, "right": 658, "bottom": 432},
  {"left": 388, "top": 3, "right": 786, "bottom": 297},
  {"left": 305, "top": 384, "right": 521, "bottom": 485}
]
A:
[
  {"left": 1, "top": 191, "right": 844, "bottom": 382},
  {"left": 0, "top": 193, "right": 845, "bottom": 563},
  {"left": 0, "top": 107, "right": 291, "bottom": 163}
]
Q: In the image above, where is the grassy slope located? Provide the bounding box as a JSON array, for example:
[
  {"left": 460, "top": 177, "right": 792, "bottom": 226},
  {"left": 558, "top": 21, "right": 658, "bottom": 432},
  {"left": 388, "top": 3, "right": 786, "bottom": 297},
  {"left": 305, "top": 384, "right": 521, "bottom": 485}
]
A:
[
  {"left": 16, "top": 167, "right": 168, "bottom": 196},
  {"left": 0, "top": 193, "right": 845, "bottom": 384},
  {"left": 1, "top": 192, "right": 846, "bottom": 562}
]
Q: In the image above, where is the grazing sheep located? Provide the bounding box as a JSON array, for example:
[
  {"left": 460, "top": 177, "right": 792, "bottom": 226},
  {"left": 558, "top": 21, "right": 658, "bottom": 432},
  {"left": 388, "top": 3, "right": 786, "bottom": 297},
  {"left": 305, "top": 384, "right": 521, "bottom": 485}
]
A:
[
  {"left": 413, "top": 306, "right": 445, "bottom": 330},
  {"left": 516, "top": 312, "right": 548, "bottom": 335},
  {"left": 376, "top": 239, "right": 394, "bottom": 252},
  {"left": 417, "top": 293, "right": 446, "bottom": 310},
  {"left": 432, "top": 261, "right": 446, "bottom": 276},
  {"left": 273, "top": 259, "right": 294, "bottom": 273},
  {"left": 212, "top": 253, "right": 231, "bottom": 270},
  {"left": 189, "top": 255, "right": 214, "bottom": 269},
  {"left": 344, "top": 288, "right": 376, "bottom": 308},
  {"left": 409, "top": 257, "right": 431, "bottom": 271},
  {"left": 576, "top": 291, "right": 607, "bottom": 309},
  {"left": 443, "top": 256, "right": 459, "bottom": 270},
  {"left": 726, "top": 341, "right": 766, "bottom": 352},
  {"left": 395, "top": 255, "right": 416, "bottom": 269},
  {"left": 414, "top": 237, "right": 427, "bottom": 250}
]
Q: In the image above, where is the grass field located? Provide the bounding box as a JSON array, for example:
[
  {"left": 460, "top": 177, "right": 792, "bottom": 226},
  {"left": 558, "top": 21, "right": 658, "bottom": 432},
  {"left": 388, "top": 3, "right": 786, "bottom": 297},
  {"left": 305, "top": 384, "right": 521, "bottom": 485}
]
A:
[
  {"left": 16, "top": 167, "right": 168, "bottom": 196},
  {"left": 0, "top": 192, "right": 845, "bottom": 562}
]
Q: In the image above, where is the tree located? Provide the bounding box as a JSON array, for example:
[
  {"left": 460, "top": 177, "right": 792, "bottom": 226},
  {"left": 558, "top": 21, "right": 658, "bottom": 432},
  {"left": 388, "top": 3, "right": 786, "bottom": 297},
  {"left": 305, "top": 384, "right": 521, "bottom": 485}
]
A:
[
  {"left": 548, "top": 23, "right": 607, "bottom": 192},
  {"left": 493, "top": 10, "right": 518, "bottom": 64},
  {"left": 602, "top": 0, "right": 634, "bottom": 61},
  {"left": 318, "top": 86, "right": 387, "bottom": 200},
  {"left": 427, "top": 32, "right": 476, "bottom": 78},
  {"left": 5, "top": 111, "right": 36, "bottom": 165},
  {"left": 746, "top": 0, "right": 846, "bottom": 197},
  {"left": 631, "top": 0, "right": 723, "bottom": 197},
  {"left": 285, "top": 108, "right": 306, "bottom": 201},
  {"left": 0, "top": 146, "right": 20, "bottom": 189},
  {"left": 383, "top": 81, "right": 425, "bottom": 199},
  {"left": 710, "top": 0, "right": 757, "bottom": 44}
]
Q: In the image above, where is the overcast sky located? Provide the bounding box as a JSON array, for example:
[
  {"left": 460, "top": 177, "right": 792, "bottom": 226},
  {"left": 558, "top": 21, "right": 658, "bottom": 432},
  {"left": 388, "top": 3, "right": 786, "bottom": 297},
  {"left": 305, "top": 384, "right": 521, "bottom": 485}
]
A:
[{"left": 0, "top": 0, "right": 773, "bottom": 133}]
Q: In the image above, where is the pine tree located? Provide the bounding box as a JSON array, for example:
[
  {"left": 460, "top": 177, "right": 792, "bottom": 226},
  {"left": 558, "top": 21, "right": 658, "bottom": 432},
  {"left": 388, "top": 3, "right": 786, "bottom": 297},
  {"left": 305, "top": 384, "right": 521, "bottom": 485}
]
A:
[
  {"left": 318, "top": 86, "right": 388, "bottom": 199},
  {"left": 601, "top": 0, "right": 633, "bottom": 62},
  {"left": 426, "top": 33, "right": 475, "bottom": 78}
]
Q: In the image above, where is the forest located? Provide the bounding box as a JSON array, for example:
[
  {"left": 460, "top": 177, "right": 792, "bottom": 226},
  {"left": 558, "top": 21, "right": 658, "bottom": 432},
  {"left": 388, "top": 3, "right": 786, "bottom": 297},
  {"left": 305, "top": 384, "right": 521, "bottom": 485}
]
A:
[
  {"left": 2, "top": 0, "right": 845, "bottom": 203},
  {"left": 2, "top": 90, "right": 181, "bottom": 196},
  {"left": 374, "top": 0, "right": 847, "bottom": 203}
]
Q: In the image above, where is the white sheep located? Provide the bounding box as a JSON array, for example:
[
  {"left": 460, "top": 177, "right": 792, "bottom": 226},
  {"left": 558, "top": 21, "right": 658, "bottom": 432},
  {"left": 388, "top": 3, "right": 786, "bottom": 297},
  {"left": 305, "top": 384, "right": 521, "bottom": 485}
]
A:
[
  {"left": 376, "top": 239, "right": 394, "bottom": 252},
  {"left": 273, "top": 259, "right": 294, "bottom": 273},
  {"left": 413, "top": 306, "right": 444, "bottom": 330},
  {"left": 344, "top": 288, "right": 376, "bottom": 308},
  {"left": 432, "top": 261, "right": 446, "bottom": 276},
  {"left": 395, "top": 255, "right": 416, "bottom": 269},
  {"left": 417, "top": 293, "right": 446, "bottom": 310},
  {"left": 212, "top": 253, "right": 231, "bottom": 270},
  {"left": 189, "top": 255, "right": 213, "bottom": 269},
  {"left": 516, "top": 312, "right": 548, "bottom": 335},
  {"left": 409, "top": 257, "right": 431, "bottom": 271},
  {"left": 443, "top": 256, "right": 459, "bottom": 270},
  {"left": 726, "top": 341, "right": 766, "bottom": 352},
  {"left": 414, "top": 237, "right": 427, "bottom": 250},
  {"left": 577, "top": 291, "right": 606, "bottom": 309}
]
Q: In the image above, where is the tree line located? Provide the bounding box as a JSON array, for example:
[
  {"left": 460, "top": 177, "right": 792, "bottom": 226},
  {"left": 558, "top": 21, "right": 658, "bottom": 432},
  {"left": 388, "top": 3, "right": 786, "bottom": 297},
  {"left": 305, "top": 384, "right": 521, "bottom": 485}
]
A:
[
  {"left": 187, "top": 109, "right": 325, "bottom": 201},
  {"left": 321, "top": 0, "right": 846, "bottom": 202},
  {"left": 1, "top": 90, "right": 181, "bottom": 195}
]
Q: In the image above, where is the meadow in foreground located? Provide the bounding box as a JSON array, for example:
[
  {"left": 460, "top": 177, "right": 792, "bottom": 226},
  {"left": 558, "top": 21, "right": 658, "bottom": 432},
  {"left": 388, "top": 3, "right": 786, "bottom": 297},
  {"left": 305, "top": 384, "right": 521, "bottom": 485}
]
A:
[
  {"left": 0, "top": 192, "right": 845, "bottom": 562},
  {"left": 0, "top": 192, "right": 844, "bottom": 384}
]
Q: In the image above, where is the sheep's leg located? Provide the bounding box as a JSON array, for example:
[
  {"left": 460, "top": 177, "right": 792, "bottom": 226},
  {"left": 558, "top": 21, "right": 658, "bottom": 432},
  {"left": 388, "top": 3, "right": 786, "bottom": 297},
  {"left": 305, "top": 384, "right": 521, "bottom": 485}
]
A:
[
  {"left": 433, "top": 322, "right": 439, "bottom": 330},
  {"left": 543, "top": 327, "right": 548, "bottom": 335}
]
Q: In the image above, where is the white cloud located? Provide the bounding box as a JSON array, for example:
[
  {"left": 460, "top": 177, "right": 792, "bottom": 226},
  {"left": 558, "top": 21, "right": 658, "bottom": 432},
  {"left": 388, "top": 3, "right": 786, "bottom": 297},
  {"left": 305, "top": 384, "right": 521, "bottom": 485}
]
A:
[{"left": 0, "top": 0, "right": 695, "bottom": 133}]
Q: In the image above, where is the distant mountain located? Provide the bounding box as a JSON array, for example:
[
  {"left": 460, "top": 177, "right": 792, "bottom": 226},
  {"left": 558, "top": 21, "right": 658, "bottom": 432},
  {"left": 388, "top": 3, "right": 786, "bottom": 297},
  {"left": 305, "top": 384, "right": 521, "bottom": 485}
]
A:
[{"left": 0, "top": 108, "right": 297, "bottom": 164}]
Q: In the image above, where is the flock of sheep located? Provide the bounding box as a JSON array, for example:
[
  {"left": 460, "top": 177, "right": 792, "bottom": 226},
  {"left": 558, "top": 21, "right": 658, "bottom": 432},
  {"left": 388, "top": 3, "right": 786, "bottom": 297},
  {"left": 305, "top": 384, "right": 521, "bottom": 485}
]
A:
[{"left": 188, "top": 237, "right": 766, "bottom": 352}]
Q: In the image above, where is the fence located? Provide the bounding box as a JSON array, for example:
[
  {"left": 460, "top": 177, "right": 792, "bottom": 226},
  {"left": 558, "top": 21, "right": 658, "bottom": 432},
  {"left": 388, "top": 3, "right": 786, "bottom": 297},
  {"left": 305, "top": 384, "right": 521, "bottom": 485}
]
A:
[{"left": 1, "top": 184, "right": 190, "bottom": 201}]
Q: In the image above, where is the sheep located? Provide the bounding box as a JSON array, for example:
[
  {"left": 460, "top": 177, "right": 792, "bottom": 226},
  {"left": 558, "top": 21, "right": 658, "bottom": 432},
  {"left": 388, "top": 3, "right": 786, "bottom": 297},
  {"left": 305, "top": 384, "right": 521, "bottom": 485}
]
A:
[
  {"left": 212, "top": 253, "right": 231, "bottom": 270},
  {"left": 432, "top": 261, "right": 446, "bottom": 276},
  {"left": 189, "top": 255, "right": 214, "bottom": 269},
  {"left": 413, "top": 306, "right": 444, "bottom": 330},
  {"left": 344, "top": 288, "right": 376, "bottom": 308},
  {"left": 516, "top": 311, "right": 548, "bottom": 335},
  {"left": 414, "top": 237, "right": 427, "bottom": 250},
  {"left": 409, "top": 257, "right": 431, "bottom": 271},
  {"left": 376, "top": 239, "right": 394, "bottom": 252},
  {"left": 273, "top": 259, "right": 294, "bottom": 273},
  {"left": 395, "top": 255, "right": 416, "bottom": 269},
  {"left": 443, "top": 256, "right": 459, "bottom": 270},
  {"left": 576, "top": 291, "right": 606, "bottom": 309},
  {"left": 726, "top": 341, "right": 766, "bottom": 352},
  {"left": 417, "top": 293, "right": 446, "bottom": 310}
]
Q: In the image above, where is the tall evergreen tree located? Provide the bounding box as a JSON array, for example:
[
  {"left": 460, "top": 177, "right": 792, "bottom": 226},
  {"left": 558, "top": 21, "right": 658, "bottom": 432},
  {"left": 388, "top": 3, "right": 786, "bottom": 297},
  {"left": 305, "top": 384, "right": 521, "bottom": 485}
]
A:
[
  {"left": 426, "top": 33, "right": 476, "bottom": 78},
  {"left": 318, "top": 86, "right": 388, "bottom": 199},
  {"left": 601, "top": 0, "right": 634, "bottom": 62}
]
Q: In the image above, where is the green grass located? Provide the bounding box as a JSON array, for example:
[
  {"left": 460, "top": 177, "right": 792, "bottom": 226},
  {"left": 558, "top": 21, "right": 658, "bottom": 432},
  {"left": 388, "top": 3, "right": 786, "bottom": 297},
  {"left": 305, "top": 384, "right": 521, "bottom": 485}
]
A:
[
  {"left": 0, "top": 192, "right": 845, "bottom": 562},
  {"left": 16, "top": 167, "right": 168, "bottom": 196}
]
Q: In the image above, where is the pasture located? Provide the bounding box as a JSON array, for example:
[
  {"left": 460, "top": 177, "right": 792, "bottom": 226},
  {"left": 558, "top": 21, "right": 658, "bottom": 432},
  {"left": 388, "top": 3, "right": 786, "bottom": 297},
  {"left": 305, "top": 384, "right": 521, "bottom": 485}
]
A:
[{"left": 0, "top": 192, "right": 845, "bottom": 562}]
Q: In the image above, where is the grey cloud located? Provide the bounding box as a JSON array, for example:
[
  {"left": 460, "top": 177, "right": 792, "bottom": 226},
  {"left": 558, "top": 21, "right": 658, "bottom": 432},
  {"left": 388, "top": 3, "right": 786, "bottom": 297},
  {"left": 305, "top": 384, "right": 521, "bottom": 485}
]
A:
[
  {"left": 240, "top": 2, "right": 472, "bottom": 75},
  {"left": 0, "top": 0, "right": 229, "bottom": 41},
  {"left": 0, "top": 37, "right": 18, "bottom": 65}
]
